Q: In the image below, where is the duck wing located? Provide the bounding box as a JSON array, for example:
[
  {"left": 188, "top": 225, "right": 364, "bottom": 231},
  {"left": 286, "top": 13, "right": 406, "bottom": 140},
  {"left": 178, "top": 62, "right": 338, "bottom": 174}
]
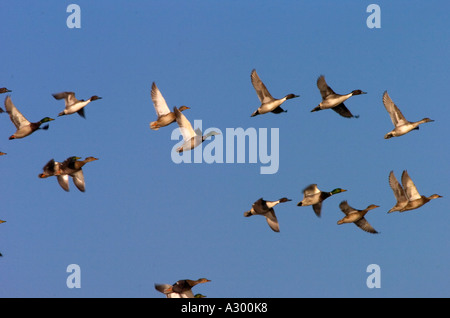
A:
[
  {"left": 4, "top": 96, "right": 30, "bottom": 129},
  {"left": 52, "top": 92, "right": 79, "bottom": 108},
  {"left": 71, "top": 170, "right": 86, "bottom": 192},
  {"left": 151, "top": 82, "right": 171, "bottom": 117},
  {"left": 382, "top": 91, "right": 408, "bottom": 127},
  {"left": 265, "top": 208, "right": 280, "bottom": 232},
  {"left": 303, "top": 184, "right": 320, "bottom": 197},
  {"left": 57, "top": 174, "right": 70, "bottom": 192},
  {"left": 389, "top": 171, "right": 408, "bottom": 205},
  {"left": 42, "top": 159, "right": 57, "bottom": 175},
  {"left": 154, "top": 283, "right": 174, "bottom": 297},
  {"left": 174, "top": 106, "right": 197, "bottom": 142},
  {"left": 317, "top": 75, "right": 336, "bottom": 99},
  {"left": 251, "top": 69, "right": 274, "bottom": 103},
  {"left": 312, "top": 203, "right": 323, "bottom": 217},
  {"left": 355, "top": 218, "right": 378, "bottom": 234},
  {"left": 339, "top": 200, "right": 356, "bottom": 215},
  {"left": 252, "top": 198, "right": 268, "bottom": 214},
  {"left": 271, "top": 106, "right": 286, "bottom": 114},
  {"left": 401, "top": 170, "right": 421, "bottom": 201},
  {"left": 332, "top": 103, "right": 354, "bottom": 118}
]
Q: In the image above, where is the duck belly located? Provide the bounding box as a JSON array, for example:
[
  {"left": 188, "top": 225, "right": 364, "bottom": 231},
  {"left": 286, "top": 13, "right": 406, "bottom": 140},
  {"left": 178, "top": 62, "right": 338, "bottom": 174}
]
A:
[
  {"left": 13, "top": 126, "right": 33, "bottom": 138},
  {"left": 257, "top": 100, "right": 285, "bottom": 114},
  {"left": 65, "top": 101, "right": 91, "bottom": 115},
  {"left": 393, "top": 123, "right": 417, "bottom": 137},
  {"left": 320, "top": 94, "right": 351, "bottom": 109}
]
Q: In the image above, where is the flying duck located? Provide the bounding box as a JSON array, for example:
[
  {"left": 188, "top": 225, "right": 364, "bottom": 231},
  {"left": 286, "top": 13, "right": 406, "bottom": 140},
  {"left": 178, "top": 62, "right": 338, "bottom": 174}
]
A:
[
  {"left": 149, "top": 82, "right": 190, "bottom": 130},
  {"left": 3, "top": 96, "right": 54, "bottom": 139},
  {"left": 0, "top": 152, "right": 6, "bottom": 156},
  {"left": 250, "top": 69, "right": 299, "bottom": 117},
  {"left": 0, "top": 88, "right": 12, "bottom": 94},
  {"left": 173, "top": 106, "right": 220, "bottom": 152},
  {"left": 297, "top": 184, "right": 346, "bottom": 217},
  {"left": 53, "top": 156, "right": 99, "bottom": 192},
  {"left": 337, "top": 201, "right": 380, "bottom": 234},
  {"left": 311, "top": 75, "right": 366, "bottom": 118},
  {"left": 382, "top": 91, "right": 434, "bottom": 139},
  {"left": 388, "top": 170, "right": 442, "bottom": 213},
  {"left": 244, "top": 197, "right": 291, "bottom": 232},
  {"left": 155, "top": 278, "right": 211, "bottom": 298},
  {"left": 53, "top": 91, "right": 102, "bottom": 118}
]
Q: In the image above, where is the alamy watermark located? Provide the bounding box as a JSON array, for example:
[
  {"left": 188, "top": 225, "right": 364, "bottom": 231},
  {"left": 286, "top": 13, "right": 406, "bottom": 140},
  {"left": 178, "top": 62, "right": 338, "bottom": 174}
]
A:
[
  {"left": 66, "top": 264, "right": 81, "bottom": 288},
  {"left": 170, "top": 120, "right": 280, "bottom": 175},
  {"left": 366, "top": 264, "right": 381, "bottom": 288}
]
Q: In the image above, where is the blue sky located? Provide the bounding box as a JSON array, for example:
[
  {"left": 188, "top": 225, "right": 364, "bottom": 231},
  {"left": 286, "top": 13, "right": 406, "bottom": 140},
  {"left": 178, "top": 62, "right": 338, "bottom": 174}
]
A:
[{"left": 0, "top": 1, "right": 449, "bottom": 298}]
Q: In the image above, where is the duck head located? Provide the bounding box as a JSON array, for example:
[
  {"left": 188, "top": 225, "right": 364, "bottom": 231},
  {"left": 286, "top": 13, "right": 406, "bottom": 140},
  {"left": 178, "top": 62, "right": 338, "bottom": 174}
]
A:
[
  {"left": 331, "top": 188, "right": 347, "bottom": 195},
  {"left": 351, "top": 90, "right": 367, "bottom": 96},
  {"left": 84, "top": 156, "right": 99, "bottom": 162},
  {"left": 366, "top": 204, "right": 380, "bottom": 211},
  {"left": 178, "top": 105, "right": 190, "bottom": 112},
  {"left": 285, "top": 94, "right": 300, "bottom": 100},
  {"left": 279, "top": 197, "right": 292, "bottom": 203},
  {"left": 187, "top": 278, "right": 211, "bottom": 286},
  {"left": 40, "top": 117, "right": 55, "bottom": 124},
  {"left": 90, "top": 95, "right": 102, "bottom": 101}
]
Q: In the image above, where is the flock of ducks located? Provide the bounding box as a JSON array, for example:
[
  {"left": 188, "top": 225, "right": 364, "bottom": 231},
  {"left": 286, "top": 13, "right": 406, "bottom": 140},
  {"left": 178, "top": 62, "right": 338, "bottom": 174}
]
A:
[{"left": 0, "top": 67, "right": 442, "bottom": 297}]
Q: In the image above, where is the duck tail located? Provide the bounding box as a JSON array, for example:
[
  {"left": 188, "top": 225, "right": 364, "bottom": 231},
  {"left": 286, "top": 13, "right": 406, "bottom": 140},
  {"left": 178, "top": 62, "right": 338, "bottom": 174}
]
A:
[
  {"left": 150, "top": 121, "right": 160, "bottom": 130},
  {"left": 243, "top": 211, "right": 252, "bottom": 217},
  {"left": 311, "top": 106, "right": 321, "bottom": 112}
]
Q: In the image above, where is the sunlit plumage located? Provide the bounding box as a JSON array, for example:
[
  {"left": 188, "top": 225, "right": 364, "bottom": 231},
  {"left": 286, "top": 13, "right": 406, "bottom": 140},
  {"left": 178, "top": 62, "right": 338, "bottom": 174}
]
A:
[
  {"left": 382, "top": 91, "right": 434, "bottom": 139},
  {"left": 250, "top": 69, "right": 299, "bottom": 117},
  {"left": 53, "top": 91, "right": 102, "bottom": 118},
  {"left": 388, "top": 170, "right": 442, "bottom": 213},
  {"left": 297, "top": 184, "right": 346, "bottom": 217},
  {"left": 3, "top": 95, "right": 54, "bottom": 139},
  {"left": 337, "top": 201, "right": 380, "bottom": 234},
  {"left": 244, "top": 197, "right": 291, "bottom": 232},
  {"left": 173, "top": 106, "right": 220, "bottom": 152},
  {"left": 311, "top": 75, "right": 366, "bottom": 118},
  {"left": 149, "top": 82, "right": 190, "bottom": 130}
]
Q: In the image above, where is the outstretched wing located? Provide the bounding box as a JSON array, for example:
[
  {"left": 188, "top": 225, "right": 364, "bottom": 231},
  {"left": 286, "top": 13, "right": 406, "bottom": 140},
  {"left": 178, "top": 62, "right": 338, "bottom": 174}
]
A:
[
  {"left": 252, "top": 198, "right": 268, "bottom": 214},
  {"left": 151, "top": 82, "right": 171, "bottom": 117},
  {"left": 382, "top": 91, "right": 408, "bottom": 127},
  {"left": 174, "top": 106, "right": 197, "bottom": 141},
  {"left": 389, "top": 171, "right": 408, "bottom": 204},
  {"left": 71, "top": 170, "right": 86, "bottom": 192},
  {"left": 251, "top": 69, "right": 274, "bottom": 103},
  {"left": 303, "top": 184, "right": 320, "bottom": 197},
  {"left": 52, "top": 92, "right": 79, "bottom": 107},
  {"left": 339, "top": 200, "right": 355, "bottom": 215},
  {"left": 4, "top": 95, "right": 30, "bottom": 129},
  {"left": 57, "top": 174, "right": 70, "bottom": 192},
  {"left": 265, "top": 209, "right": 280, "bottom": 232},
  {"left": 332, "top": 103, "right": 354, "bottom": 118},
  {"left": 401, "top": 170, "right": 421, "bottom": 201},
  {"left": 355, "top": 218, "right": 378, "bottom": 234},
  {"left": 317, "top": 75, "right": 336, "bottom": 99}
]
